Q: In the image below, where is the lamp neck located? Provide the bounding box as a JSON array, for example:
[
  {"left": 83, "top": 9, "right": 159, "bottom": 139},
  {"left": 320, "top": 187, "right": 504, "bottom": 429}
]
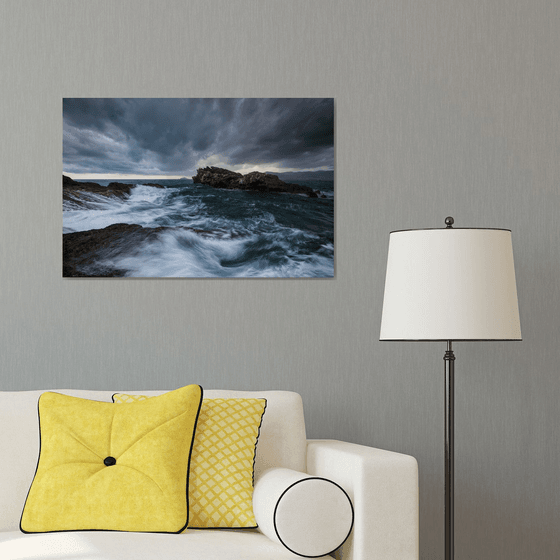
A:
[{"left": 445, "top": 340, "right": 455, "bottom": 359}]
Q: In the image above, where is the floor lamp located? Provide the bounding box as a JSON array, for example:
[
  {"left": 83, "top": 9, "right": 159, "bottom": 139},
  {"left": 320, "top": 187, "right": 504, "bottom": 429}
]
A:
[{"left": 379, "top": 217, "right": 521, "bottom": 560}]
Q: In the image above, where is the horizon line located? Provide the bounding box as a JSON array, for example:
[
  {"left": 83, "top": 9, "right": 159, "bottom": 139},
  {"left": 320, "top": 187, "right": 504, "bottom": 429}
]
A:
[
  {"left": 63, "top": 169, "right": 334, "bottom": 181},
  {"left": 64, "top": 173, "right": 191, "bottom": 180}
]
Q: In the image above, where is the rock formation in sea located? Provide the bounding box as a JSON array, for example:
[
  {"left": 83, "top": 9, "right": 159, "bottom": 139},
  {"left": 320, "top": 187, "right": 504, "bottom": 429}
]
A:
[
  {"left": 63, "top": 223, "right": 162, "bottom": 277},
  {"left": 192, "top": 167, "right": 320, "bottom": 197},
  {"left": 63, "top": 175, "right": 165, "bottom": 203},
  {"left": 63, "top": 222, "right": 221, "bottom": 277}
]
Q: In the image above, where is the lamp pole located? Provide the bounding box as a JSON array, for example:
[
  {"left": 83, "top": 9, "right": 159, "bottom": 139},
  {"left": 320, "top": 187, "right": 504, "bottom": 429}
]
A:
[
  {"left": 379, "top": 216, "right": 522, "bottom": 560},
  {"left": 444, "top": 340, "right": 455, "bottom": 560}
]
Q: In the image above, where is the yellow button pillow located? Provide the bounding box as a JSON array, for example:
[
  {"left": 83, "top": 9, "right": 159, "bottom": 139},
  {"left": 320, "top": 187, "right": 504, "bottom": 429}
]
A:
[
  {"left": 21, "top": 384, "right": 203, "bottom": 533},
  {"left": 113, "top": 394, "right": 266, "bottom": 529}
]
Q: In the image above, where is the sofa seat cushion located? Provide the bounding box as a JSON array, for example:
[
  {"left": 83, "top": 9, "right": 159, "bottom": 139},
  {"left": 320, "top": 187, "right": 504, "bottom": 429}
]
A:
[{"left": 0, "top": 530, "right": 333, "bottom": 559}]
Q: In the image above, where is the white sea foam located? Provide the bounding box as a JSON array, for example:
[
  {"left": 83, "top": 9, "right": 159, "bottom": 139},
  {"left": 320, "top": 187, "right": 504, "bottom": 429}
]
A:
[
  {"left": 98, "top": 227, "right": 333, "bottom": 278},
  {"left": 102, "top": 229, "right": 255, "bottom": 277},
  {"left": 63, "top": 185, "right": 203, "bottom": 233},
  {"left": 64, "top": 180, "right": 334, "bottom": 278}
]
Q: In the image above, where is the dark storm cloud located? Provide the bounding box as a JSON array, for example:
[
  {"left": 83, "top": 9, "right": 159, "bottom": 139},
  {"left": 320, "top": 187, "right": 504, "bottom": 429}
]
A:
[
  {"left": 226, "top": 98, "right": 334, "bottom": 167},
  {"left": 63, "top": 98, "right": 334, "bottom": 176}
]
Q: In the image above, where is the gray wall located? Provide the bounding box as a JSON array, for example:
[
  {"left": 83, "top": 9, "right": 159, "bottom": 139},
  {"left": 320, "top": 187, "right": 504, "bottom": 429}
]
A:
[{"left": 1, "top": 1, "right": 558, "bottom": 558}]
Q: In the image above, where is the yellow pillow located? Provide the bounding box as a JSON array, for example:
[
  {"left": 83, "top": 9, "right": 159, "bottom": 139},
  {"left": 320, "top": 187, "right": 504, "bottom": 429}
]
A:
[
  {"left": 21, "top": 385, "right": 203, "bottom": 533},
  {"left": 113, "top": 394, "right": 266, "bottom": 529}
]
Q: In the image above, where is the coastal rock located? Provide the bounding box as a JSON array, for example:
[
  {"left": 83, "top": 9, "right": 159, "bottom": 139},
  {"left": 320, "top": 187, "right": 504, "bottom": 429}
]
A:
[
  {"left": 192, "top": 167, "right": 243, "bottom": 190},
  {"left": 63, "top": 175, "right": 165, "bottom": 204},
  {"left": 63, "top": 223, "right": 161, "bottom": 277},
  {"left": 63, "top": 222, "right": 224, "bottom": 277},
  {"left": 192, "top": 167, "right": 319, "bottom": 197},
  {"left": 63, "top": 175, "right": 132, "bottom": 201}
]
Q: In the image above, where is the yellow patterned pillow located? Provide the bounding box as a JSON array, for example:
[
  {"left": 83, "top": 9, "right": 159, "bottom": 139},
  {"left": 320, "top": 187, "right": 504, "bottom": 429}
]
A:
[
  {"left": 21, "top": 385, "right": 203, "bottom": 533},
  {"left": 113, "top": 394, "right": 266, "bottom": 529}
]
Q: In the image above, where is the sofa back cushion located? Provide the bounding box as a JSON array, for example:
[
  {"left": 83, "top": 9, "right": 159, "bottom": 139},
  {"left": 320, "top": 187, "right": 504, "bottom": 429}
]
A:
[{"left": 0, "top": 389, "right": 307, "bottom": 532}]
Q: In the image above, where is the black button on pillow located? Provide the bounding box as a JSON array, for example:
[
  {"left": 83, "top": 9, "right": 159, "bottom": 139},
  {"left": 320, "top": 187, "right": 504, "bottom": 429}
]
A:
[{"left": 20, "top": 384, "right": 204, "bottom": 534}]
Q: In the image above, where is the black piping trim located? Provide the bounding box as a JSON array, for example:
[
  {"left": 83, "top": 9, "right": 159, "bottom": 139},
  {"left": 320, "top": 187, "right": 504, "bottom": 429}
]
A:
[
  {"left": 183, "top": 385, "right": 204, "bottom": 533},
  {"left": 273, "top": 476, "right": 354, "bottom": 558},
  {"left": 253, "top": 399, "right": 267, "bottom": 488},
  {"left": 19, "top": 392, "right": 45, "bottom": 534},
  {"left": 112, "top": 393, "right": 268, "bottom": 531},
  {"left": 189, "top": 397, "right": 267, "bottom": 530},
  {"left": 188, "top": 525, "right": 259, "bottom": 531},
  {"left": 20, "top": 386, "right": 204, "bottom": 534},
  {"left": 380, "top": 338, "right": 522, "bottom": 342},
  {"left": 111, "top": 392, "right": 150, "bottom": 403},
  {"left": 389, "top": 227, "right": 512, "bottom": 233}
]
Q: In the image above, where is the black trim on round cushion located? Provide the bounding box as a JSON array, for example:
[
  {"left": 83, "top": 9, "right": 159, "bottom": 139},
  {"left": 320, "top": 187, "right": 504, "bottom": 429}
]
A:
[{"left": 272, "top": 476, "right": 354, "bottom": 558}]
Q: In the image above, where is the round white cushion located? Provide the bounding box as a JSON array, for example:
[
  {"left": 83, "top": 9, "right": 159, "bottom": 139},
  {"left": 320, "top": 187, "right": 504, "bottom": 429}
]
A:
[{"left": 253, "top": 468, "right": 353, "bottom": 557}]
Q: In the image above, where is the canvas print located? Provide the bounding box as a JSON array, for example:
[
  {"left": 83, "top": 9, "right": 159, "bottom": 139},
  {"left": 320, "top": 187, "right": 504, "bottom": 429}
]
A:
[{"left": 62, "top": 98, "right": 334, "bottom": 278}]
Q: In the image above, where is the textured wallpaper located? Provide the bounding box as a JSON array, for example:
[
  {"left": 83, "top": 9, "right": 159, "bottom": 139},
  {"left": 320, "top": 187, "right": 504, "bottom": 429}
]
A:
[{"left": 0, "top": 1, "right": 558, "bottom": 558}]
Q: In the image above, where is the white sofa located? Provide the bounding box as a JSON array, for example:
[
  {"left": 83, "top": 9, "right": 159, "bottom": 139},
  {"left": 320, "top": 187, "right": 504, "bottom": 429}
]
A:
[{"left": 0, "top": 389, "right": 419, "bottom": 560}]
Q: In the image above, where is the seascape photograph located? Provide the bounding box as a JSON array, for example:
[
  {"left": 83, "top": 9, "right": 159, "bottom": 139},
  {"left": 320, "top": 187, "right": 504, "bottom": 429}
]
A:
[{"left": 62, "top": 98, "right": 335, "bottom": 278}]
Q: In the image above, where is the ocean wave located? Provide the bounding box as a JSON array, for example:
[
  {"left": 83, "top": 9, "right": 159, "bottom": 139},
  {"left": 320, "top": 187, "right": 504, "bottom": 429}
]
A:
[
  {"left": 63, "top": 180, "right": 334, "bottom": 277},
  {"left": 63, "top": 184, "right": 204, "bottom": 233},
  {"left": 98, "top": 227, "right": 333, "bottom": 278}
]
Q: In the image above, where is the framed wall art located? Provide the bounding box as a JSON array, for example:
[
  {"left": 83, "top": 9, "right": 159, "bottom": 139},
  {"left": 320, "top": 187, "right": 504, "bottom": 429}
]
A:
[{"left": 62, "top": 98, "right": 334, "bottom": 278}]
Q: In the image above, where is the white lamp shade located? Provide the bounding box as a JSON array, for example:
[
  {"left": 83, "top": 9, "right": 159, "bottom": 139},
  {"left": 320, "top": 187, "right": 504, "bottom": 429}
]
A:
[{"left": 380, "top": 228, "right": 522, "bottom": 341}]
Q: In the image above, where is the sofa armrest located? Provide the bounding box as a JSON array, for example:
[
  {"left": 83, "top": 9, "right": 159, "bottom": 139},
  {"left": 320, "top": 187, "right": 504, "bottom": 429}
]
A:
[{"left": 306, "top": 440, "right": 418, "bottom": 560}]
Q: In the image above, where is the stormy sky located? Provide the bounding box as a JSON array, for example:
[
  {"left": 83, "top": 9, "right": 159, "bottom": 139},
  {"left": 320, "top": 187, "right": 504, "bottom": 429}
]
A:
[{"left": 63, "top": 98, "right": 334, "bottom": 178}]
